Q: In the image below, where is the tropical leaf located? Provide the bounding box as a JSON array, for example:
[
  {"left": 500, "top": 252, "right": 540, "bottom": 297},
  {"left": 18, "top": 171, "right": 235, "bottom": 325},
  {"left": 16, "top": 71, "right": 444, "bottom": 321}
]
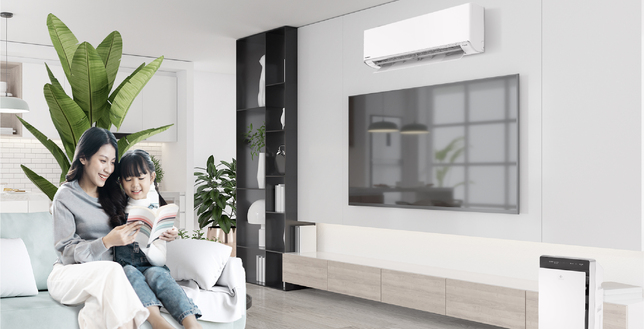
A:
[
  {"left": 21, "top": 165, "right": 59, "bottom": 201},
  {"left": 436, "top": 166, "right": 449, "bottom": 187},
  {"left": 17, "top": 117, "right": 70, "bottom": 184},
  {"left": 70, "top": 42, "right": 109, "bottom": 124},
  {"left": 45, "top": 63, "right": 64, "bottom": 91},
  {"left": 96, "top": 31, "right": 122, "bottom": 92},
  {"left": 109, "top": 63, "right": 144, "bottom": 104},
  {"left": 435, "top": 138, "right": 461, "bottom": 162},
  {"left": 95, "top": 109, "right": 112, "bottom": 129},
  {"left": 219, "top": 217, "right": 232, "bottom": 234},
  {"left": 449, "top": 146, "right": 465, "bottom": 163},
  {"left": 116, "top": 124, "right": 172, "bottom": 158},
  {"left": 95, "top": 102, "right": 113, "bottom": 129},
  {"left": 43, "top": 83, "right": 91, "bottom": 160},
  {"left": 46, "top": 14, "right": 79, "bottom": 82},
  {"left": 110, "top": 56, "right": 164, "bottom": 129}
]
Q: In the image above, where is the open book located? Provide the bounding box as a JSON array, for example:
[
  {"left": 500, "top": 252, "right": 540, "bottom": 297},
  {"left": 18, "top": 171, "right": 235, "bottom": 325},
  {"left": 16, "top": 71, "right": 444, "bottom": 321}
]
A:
[{"left": 127, "top": 204, "right": 178, "bottom": 247}]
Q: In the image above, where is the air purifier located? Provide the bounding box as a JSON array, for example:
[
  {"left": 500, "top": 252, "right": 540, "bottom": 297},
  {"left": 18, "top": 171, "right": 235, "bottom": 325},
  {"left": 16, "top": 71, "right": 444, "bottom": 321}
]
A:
[{"left": 539, "top": 256, "right": 603, "bottom": 329}]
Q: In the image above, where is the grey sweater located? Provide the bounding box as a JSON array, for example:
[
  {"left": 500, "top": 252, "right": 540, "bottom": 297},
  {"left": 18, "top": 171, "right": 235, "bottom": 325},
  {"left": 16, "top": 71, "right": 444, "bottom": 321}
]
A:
[{"left": 52, "top": 180, "right": 113, "bottom": 265}]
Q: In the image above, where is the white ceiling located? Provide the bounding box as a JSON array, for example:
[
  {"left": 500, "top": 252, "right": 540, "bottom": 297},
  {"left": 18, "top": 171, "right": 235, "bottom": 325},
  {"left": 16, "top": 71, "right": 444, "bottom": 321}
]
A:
[{"left": 0, "top": 0, "right": 395, "bottom": 74}]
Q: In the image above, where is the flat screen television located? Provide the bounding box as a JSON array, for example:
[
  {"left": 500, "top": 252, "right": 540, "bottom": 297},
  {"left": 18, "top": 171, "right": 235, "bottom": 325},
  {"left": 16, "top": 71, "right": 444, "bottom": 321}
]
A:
[{"left": 348, "top": 74, "right": 519, "bottom": 214}]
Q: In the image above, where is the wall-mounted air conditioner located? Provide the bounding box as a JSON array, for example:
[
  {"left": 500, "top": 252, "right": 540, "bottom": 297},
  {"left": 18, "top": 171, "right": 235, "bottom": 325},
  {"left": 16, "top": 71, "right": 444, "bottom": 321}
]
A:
[{"left": 364, "top": 3, "right": 484, "bottom": 72}]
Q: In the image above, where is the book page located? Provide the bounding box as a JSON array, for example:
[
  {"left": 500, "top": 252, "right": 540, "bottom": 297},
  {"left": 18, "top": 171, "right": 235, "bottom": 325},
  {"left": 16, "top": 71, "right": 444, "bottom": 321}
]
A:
[
  {"left": 126, "top": 207, "right": 156, "bottom": 247},
  {"left": 147, "top": 204, "right": 179, "bottom": 246}
]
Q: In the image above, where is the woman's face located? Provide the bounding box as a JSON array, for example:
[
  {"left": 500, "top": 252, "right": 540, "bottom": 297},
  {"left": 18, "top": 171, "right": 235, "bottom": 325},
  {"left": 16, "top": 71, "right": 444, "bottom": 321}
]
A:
[
  {"left": 121, "top": 169, "right": 156, "bottom": 200},
  {"left": 80, "top": 144, "right": 116, "bottom": 189}
]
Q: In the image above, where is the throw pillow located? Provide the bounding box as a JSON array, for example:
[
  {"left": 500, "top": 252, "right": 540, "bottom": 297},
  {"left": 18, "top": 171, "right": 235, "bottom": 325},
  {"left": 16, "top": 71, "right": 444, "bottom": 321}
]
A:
[
  {"left": 0, "top": 212, "right": 58, "bottom": 290},
  {"left": 165, "top": 239, "right": 232, "bottom": 289},
  {"left": 1, "top": 238, "right": 38, "bottom": 297}
]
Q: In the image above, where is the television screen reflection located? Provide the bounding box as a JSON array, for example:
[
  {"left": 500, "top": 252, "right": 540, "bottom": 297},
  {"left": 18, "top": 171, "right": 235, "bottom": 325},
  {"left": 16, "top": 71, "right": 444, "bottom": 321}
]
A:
[{"left": 348, "top": 74, "right": 519, "bottom": 214}]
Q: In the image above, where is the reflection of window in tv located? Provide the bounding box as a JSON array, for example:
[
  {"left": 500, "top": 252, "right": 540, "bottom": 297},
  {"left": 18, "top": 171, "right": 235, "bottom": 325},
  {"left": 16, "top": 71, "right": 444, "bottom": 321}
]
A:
[{"left": 348, "top": 74, "right": 519, "bottom": 214}]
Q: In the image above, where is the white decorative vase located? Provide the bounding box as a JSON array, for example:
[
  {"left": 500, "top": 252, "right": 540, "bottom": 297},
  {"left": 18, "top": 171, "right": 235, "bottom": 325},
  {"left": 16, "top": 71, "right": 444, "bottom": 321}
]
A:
[
  {"left": 258, "top": 55, "right": 265, "bottom": 107},
  {"left": 257, "top": 152, "right": 265, "bottom": 189},
  {"left": 280, "top": 108, "right": 285, "bottom": 129}
]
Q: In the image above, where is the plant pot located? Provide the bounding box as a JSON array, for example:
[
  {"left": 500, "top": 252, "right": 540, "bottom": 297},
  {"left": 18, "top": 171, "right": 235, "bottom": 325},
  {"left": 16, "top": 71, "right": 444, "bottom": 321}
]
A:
[
  {"left": 257, "top": 152, "right": 265, "bottom": 189},
  {"left": 207, "top": 227, "right": 237, "bottom": 257}
]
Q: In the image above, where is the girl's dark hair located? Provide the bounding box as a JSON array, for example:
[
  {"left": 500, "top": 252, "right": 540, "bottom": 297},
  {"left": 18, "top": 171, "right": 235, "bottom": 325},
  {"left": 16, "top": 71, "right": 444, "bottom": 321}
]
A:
[
  {"left": 66, "top": 127, "right": 126, "bottom": 227},
  {"left": 119, "top": 149, "right": 166, "bottom": 206}
]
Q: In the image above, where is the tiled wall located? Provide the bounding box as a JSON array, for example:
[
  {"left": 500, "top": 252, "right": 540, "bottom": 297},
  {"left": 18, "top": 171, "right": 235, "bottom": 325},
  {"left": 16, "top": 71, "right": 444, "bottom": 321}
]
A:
[{"left": 0, "top": 136, "right": 164, "bottom": 192}]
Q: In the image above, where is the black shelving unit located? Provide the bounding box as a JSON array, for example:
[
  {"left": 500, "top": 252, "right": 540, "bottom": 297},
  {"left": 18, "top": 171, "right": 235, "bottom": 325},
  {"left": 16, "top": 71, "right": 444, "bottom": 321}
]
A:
[{"left": 236, "top": 26, "right": 306, "bottom": 290}]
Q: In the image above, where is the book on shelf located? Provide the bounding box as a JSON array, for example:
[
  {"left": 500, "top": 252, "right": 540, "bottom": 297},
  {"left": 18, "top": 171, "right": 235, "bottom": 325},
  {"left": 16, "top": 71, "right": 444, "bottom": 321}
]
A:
[{"left": 127, "top": 204, "right": 178, "bottom": 247}]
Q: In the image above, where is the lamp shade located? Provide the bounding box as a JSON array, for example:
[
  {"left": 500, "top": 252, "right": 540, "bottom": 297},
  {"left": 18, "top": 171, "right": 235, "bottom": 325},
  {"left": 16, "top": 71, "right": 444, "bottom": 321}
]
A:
[
  {"left": 400, "top": 123, "right": 429, "bottom": 134},
  {"left": 367, "top": 120, "right": 398, "bottom": 133},
  {"left": 0, "top": 96, "right": 30, "bottom": 113},
  {"left": 247, "top": 199, "right": 266, "bottom": 225}
]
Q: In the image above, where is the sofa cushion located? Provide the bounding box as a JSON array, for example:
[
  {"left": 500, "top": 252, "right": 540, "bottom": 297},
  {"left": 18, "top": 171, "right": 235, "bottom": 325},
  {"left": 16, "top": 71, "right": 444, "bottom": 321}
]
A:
[
  {"left": 0, "top": 212, "right": 58, "bottom": 290},
  {"left": 166, "top": 239, "right": 232, "bottom": 289},
  {"left": 1, "top": 238, "right": 38, "bottom": 297},
  {"left": 0, "top": 291, "right": 82, "bottom": 329}
]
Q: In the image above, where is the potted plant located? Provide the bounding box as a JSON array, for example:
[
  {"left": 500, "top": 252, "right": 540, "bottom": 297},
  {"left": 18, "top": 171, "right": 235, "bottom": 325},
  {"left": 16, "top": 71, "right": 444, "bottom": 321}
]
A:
[
  {"left": 194, "top": 156, "right": 237, "bottom": 253},
  {"left": 150, "top": 154, "right": 164, "bottom": 189},
  {"left": 18, "top": 14, "right": 171, "bottom": 200},
  {"left": 245, "top": 123, "right": 265, "bottom": 188}
]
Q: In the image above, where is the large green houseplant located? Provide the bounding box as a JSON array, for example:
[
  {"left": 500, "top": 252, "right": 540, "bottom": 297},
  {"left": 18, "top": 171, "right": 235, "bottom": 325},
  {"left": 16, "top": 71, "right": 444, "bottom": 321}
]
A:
[
  {"left": 19, "top": 14, "right": 171, "bottom": 200},
  {"left": 194, "top": 156, "right": 237, "bottom": 234}
]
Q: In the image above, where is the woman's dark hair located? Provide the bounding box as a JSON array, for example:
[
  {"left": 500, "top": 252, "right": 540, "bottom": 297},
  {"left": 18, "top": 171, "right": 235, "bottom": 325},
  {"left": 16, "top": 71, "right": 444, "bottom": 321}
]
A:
[
  {"left": 119, "top": 149, "right": 166, "bottom": 206},
  {"left": 66, "top": 127, "right": 126, "bottom": 227}
]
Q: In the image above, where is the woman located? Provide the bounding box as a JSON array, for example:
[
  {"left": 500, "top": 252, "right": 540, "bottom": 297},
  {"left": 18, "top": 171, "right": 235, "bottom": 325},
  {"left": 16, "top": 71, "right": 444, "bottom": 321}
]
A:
[{"left": 47, "top": 127, "right": 149, "bottom": 329}]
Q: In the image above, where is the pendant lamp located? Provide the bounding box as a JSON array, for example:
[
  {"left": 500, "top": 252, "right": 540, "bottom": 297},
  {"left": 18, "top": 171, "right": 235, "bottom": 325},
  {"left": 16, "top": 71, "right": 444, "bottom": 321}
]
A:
[
  {"left": 368, "top": 120, "right": 399, "bottom": 133},
  {"left": 368, "top": 94, "right": 398, "bottom": 133},
  {"left": 0, "top": 12, "right": 29, "bottom": 113},
  {"left": 400, "top": 122, "right": 429, "bottom": 134}
]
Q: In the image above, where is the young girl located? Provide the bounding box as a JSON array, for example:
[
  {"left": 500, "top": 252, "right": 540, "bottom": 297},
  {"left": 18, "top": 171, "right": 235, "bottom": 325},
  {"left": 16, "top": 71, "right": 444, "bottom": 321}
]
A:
[
  {"left": 114, "top": 149, "right": 202, "bottom": 329},
  {"left": 48, "top": 127, "right": 149, "bottom": 329}
]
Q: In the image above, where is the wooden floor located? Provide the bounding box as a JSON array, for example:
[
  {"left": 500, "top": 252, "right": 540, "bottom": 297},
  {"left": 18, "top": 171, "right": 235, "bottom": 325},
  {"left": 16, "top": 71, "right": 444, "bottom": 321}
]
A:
[{"left": 245, "top": 284, "right": 504, "bottom": 329}]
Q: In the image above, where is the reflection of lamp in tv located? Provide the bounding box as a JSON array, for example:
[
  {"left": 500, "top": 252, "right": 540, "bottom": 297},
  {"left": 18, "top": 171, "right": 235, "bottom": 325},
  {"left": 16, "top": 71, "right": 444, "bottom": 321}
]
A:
[
  {"left": 368, "top": 119, "right": 398, "bottom": 133},
  {"left": 368, "top": 93, "right": 398, "bottom": 133},
  {"left": 400, "top": 122, "right": 429, "bottom": 134},
  {"left": 247, "top": 199, "right": 266, "bottom": 248}
]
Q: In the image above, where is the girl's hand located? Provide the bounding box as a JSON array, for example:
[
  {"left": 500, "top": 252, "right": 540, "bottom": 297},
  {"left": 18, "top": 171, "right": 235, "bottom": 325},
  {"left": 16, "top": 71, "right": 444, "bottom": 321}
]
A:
[
  {"left": 102, "top": 221, "right": 142, "bottom": 248},
  {"left": 159, "top": 227, "right": 178, "bottom": 242}
]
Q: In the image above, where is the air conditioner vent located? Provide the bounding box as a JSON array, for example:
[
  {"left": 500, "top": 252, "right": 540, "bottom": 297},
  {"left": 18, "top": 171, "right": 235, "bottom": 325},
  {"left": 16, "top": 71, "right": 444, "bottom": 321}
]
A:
[{"left": 372, "top": 45, "right": 464, "bottom": 67}]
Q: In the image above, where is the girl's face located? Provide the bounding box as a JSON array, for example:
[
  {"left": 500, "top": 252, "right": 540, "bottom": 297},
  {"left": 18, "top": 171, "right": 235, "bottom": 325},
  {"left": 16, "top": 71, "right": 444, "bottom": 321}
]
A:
[
  {"left": 121, "top": 169, "right": 156, "bottom": 200},
  {"left": 79, "top": 144, "right": 116, "bottom": 190}
]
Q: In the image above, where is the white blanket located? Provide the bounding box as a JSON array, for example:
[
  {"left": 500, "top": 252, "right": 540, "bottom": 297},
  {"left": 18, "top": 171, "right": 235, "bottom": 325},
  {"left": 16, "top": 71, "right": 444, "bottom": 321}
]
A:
[{"left": 162, "top": 257, "right": 245, "bottom": 323}]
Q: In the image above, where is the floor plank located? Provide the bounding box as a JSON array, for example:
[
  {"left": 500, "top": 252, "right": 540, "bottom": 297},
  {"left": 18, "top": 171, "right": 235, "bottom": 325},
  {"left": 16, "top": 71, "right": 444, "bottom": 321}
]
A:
[{"left": 246, "top": 284, "right": 505, "bottom": 329}]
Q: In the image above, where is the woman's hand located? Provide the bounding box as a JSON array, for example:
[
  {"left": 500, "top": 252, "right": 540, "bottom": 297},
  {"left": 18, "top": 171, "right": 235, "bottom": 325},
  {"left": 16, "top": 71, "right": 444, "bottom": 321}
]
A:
[
  {"left": 102, "top": 221, "right": 143, "bottom": 248},
  {"left": 159, "top": 227, "right": 178, "bottom": 242}
]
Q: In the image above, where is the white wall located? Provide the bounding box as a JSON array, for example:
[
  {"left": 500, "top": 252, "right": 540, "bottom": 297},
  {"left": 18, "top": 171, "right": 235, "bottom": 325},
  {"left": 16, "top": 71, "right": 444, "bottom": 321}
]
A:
[
  {"left": 299, "top": 0, "right": 644, "bottom": 285},
  {"left": 541, "top": 1, "right": 642, "bottom": 250},
  {"left": 192, "top": 70, "right": 236, "bottom": 227},
  {"left": 300, "top": 0, "right": 542, "bottom": 241},
  {"left": 193, "top": 71, "right": 236, "bottom": 170}
]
